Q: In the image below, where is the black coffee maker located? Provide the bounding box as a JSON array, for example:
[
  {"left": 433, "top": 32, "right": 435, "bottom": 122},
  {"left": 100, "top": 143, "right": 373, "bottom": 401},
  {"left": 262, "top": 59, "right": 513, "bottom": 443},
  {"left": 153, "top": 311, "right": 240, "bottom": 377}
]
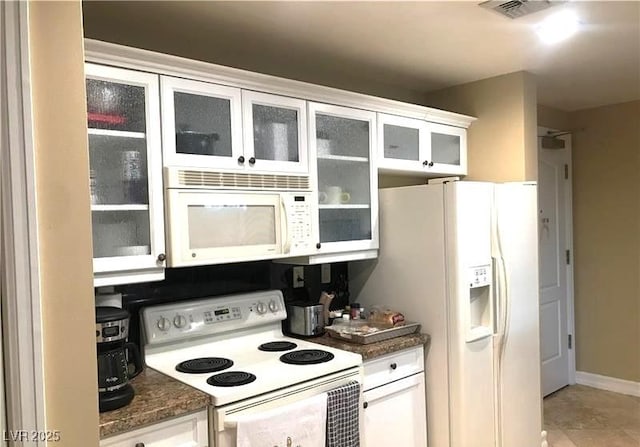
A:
[{"left": 96, "top": 307, "right": 143, "bottom": 412}]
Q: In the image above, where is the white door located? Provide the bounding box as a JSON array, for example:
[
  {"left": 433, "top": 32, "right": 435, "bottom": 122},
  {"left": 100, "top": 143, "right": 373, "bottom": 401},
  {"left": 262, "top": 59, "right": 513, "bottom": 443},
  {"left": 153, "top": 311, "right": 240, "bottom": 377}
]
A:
[
  {"left": 427, "top": 122, "right": 467, "bottom": 176},
  {"left": 241, "top": 90, "right": 308, "bottom": 174},
  {"left": 377, "top": 113, "right": 428, "bottom": 172},
  {"left": 160, "top": 75, "right": 243, "bottom": 169},
  {"left": 362, "top": 374, "right": 427, "bottom": 447},
  {"left": 308, "top": 102, "right": 378, "bottom": 254},
  {"left": 538, "top": 129, "right": 574, "bottom": 396},
  {"left": 85, "top": 64, "right": 166, "bottom": 285}
]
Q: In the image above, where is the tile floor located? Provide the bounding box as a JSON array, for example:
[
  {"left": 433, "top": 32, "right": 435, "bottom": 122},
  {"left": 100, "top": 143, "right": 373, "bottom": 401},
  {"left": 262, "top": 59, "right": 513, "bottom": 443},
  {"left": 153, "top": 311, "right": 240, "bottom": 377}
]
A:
[{"left": 544, "top": 385, "right": 640, "bottom": 447}]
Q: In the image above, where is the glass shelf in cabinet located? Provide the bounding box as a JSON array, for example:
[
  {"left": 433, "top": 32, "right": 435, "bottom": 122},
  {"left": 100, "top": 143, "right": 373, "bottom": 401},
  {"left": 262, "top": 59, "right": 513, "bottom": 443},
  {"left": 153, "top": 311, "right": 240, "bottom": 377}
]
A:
[
  {"left": 88, "top": 128, "right": 146, "bottom": 139},
  {"left": 318, "top": 204, "right": 370, "bottom": 209},
  {"left": 316, "top": 154, "right": 368, "bottom": 163},
  {"left": 91, "top": 204, "right": 150, "bottom": 212}
]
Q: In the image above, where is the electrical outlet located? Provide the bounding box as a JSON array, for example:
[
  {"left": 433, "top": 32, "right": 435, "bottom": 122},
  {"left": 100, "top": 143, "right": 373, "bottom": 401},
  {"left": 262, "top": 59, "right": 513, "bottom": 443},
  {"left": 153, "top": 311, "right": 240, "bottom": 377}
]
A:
[
  {"left": 321, "top": 264, "right": 331, "bottom": 284},
  {"left": 293, "top": 266, "right": 304, "bottom": 288}
]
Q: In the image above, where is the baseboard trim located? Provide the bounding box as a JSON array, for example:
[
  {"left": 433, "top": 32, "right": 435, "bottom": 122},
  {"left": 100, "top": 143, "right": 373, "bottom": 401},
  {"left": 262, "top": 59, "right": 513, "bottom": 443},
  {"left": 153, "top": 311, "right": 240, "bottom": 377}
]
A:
[{"left": 575, "top": 371, "right": 640, "bottom": 397}]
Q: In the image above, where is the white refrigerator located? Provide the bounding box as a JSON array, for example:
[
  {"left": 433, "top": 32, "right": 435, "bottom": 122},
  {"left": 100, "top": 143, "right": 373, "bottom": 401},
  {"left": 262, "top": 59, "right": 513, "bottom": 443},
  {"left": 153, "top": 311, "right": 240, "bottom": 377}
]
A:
[{"left": 350, "top": 180, "right": 543, "bottom": 447}]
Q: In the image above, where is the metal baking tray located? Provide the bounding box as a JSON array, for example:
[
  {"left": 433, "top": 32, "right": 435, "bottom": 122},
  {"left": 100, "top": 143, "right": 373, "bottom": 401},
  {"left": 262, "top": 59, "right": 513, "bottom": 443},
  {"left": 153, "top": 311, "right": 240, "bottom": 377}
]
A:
[{"left": 325, "top": 321, "right": 421, "bottom": 344}]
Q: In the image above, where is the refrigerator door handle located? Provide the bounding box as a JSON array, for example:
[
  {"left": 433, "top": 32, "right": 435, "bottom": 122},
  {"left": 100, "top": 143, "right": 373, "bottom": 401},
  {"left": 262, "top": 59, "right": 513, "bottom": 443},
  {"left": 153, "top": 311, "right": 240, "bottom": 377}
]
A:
[{"left": 492, "top": 256, "right": 500, "bottom": 336}]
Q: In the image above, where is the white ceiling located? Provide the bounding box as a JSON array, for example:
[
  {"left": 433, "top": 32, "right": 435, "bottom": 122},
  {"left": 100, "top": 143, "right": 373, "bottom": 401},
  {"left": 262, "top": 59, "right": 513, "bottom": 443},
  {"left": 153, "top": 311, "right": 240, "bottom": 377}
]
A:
[{"left": 82, "top": 1, "right": 640, "bottom": 111}]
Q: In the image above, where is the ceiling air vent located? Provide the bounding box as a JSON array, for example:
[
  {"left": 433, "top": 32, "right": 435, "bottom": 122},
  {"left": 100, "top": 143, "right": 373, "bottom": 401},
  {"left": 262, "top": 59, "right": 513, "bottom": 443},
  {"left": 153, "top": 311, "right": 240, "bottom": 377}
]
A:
[{"left": 479, "top": 0, "right": 564, "bottom": 19}]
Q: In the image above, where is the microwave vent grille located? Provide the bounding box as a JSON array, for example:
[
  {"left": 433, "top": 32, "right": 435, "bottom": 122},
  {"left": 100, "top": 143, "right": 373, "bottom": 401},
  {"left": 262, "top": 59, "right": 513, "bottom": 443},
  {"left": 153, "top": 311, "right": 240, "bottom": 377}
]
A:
[{"left": 177, "top": 170, "right": 310, "bottom": 190}]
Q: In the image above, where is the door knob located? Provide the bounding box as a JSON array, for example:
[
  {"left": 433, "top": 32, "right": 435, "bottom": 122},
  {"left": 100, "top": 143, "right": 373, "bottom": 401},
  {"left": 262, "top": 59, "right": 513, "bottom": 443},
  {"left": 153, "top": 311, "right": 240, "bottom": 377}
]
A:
[
  {"left": 157, "top": 253, "right": 166, "bottom": 262},
  {"left": 248, "top": 157, "right": 256, "bottom": 165},
  {"left": 238, "top": 155, "right": 245, "bottom": 163}
]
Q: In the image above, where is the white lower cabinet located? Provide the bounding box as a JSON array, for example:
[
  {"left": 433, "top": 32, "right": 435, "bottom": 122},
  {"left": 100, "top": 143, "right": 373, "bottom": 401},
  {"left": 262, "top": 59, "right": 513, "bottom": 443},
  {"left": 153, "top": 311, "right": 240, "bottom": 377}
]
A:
[
  {"left": 100, "top": 410, "right": 208, "bottom": 447},
  {"left": 362, "top": 347, "right": 427, "bottom": 447}
]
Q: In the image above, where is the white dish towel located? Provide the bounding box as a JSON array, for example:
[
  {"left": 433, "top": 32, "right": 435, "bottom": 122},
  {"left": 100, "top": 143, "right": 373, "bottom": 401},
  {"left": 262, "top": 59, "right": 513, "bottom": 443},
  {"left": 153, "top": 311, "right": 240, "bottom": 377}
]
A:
[{"left": 236, "top": 393, "right": 328, "bottom": 447}]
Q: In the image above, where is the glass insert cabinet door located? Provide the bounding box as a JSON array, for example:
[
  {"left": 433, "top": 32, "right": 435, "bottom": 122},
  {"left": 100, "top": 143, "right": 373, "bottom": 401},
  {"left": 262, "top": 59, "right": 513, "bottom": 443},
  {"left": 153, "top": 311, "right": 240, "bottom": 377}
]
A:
[
  {"left": 428, "top": 122, "right": 467, "bottom": 174},
  {"left": 309, "top": 102, "right": 378, "bottom": 252},
  {"left": 160, "top": 76, "right": 243, "bottom": 169},
  {"left": 85, "top": 63, "right": 165, "bottom": 278},
  {"left": 242, "top": 91, "right": 308, "bottom": 174},
  {"left": 377, "top": 113, "right": 428, "bottom": 171}
]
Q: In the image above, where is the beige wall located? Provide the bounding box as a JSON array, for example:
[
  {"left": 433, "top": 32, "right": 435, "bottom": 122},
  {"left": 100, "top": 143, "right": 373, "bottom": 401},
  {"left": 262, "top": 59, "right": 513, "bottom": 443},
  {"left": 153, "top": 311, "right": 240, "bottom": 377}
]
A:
[
  {"left": 29, "top": 2, "right": 100, "bottom": 445},
  {"left": 569, "top": 100, "right": 640, "bottom": 382},
  {"left": 378, "top": 174, "right": 427, "bottom": 189},
  {"left": 425, "top": 72, "right": 538, "bottom": 182},
  {"left": 537, "top": 104, "right": 571, "bottom": 131}
]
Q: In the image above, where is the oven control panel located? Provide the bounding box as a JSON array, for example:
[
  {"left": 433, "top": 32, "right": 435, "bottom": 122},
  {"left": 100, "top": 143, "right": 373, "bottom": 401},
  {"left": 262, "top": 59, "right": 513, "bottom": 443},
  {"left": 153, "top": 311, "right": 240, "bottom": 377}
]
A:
[{"left": 142, "top": 290, "right": 288, "bottom": 344}]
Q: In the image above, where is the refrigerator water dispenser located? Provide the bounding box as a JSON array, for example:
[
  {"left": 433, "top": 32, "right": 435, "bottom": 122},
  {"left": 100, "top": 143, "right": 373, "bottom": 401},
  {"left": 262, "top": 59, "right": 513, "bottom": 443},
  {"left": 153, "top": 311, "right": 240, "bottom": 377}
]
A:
[{"left": 466, "top": 265, "right": 493, "bottom": 342}]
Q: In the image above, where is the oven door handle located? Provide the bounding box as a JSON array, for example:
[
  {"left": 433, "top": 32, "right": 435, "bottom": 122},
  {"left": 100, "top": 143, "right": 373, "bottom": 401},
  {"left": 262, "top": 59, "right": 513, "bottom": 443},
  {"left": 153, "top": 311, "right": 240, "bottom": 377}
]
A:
[{"left": 280, "top": 197, "right": 291, "bottom": 254}]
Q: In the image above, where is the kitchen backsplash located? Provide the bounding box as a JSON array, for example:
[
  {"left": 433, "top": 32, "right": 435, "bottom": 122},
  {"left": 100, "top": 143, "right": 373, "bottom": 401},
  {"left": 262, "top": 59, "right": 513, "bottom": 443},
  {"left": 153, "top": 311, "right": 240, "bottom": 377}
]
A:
[{"left": 106, "top": 262, "right": 349, "bottom": 348}]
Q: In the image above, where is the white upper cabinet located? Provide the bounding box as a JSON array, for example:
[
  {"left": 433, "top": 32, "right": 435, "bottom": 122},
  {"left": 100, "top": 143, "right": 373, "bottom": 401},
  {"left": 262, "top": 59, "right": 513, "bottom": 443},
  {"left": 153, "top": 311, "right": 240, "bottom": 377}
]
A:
[
  {"left": 429, "top": 121, "right": 467, "bottom": 175},
  {"left": 241, "top": 90, "right": 308, "bottom": 174},
  {"left": 377, "top": 113, "right": 428, "bottom": 172},
  {"left": 161, "top": 76, "right": 244, "bottom": 170},
  {"left": 85, "top": 40, "right": 475, "bottom": 269},
  {"left": 161, "top": 76, "right": 308, "bottom": 175},
  {"left": 308, "top": 103, "right": 378, "bottom": 258},
  {"left": 378, "top": 112, "right": 468, "bottom": 176},
  {"left": 85, "top": 63, "right": 166, "bottom": 286}
]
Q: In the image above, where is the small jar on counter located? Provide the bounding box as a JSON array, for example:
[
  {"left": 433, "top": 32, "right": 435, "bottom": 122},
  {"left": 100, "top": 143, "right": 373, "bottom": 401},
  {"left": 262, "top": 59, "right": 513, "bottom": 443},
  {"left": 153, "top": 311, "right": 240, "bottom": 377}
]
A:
[{"left": 350, "top": 303, "right": 361, "bottom": 320}]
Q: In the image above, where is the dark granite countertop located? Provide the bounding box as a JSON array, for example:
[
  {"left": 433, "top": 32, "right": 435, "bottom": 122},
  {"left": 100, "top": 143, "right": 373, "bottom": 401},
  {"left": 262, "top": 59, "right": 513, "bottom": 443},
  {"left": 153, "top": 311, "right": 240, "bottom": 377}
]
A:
[
  {"left": 309, "top": 332, "right": 431, "bottom": 361},
  {"left": 99, "top": 368, "right": 210, "bottom": 439}
]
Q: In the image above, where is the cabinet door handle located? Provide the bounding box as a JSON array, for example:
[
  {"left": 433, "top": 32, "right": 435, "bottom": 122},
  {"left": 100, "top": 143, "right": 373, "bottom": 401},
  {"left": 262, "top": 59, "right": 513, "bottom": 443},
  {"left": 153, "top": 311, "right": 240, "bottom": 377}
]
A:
[
  {"left": 135, "top": 443, "right": 145, "bottom": 447},
  {"left": 363, "top": 402, "right": 368, "bottom": 409},
  {"left": 390, "top": 362, "right": 397, "bottom": 370},
  {"left": 316, "top": 242, "right": 321, "bottom": 249},
  {"left": 238, "top": 155, "right": 245, "bottom": 163},
  {"left": 157, "top": 253, "right": 166, "bottom": 262},
  {"left": 428, "top": 161, "right": 434, "bottom": 167},
  {"left": 422, "top": 160, "right": 429, "bottom": 166},
  {"left": 248, "top": 157, "right": 256, "bottom": 165}
]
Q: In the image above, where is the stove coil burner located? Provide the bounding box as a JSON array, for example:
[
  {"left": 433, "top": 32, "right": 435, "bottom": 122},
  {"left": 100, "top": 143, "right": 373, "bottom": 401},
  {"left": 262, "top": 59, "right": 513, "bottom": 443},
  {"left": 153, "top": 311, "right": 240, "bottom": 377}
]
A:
[
  {"left": 258, "top": 341, "right": 298, "bottom": 352},
  {"left": 206, "top": 371, "right": 257, "bottom": 387},
  {"left": 280, "top": 349, "right": 335, "bottom": 365},
  {"left": 176, "top": 357, "right": 233, "bottom": 374}
]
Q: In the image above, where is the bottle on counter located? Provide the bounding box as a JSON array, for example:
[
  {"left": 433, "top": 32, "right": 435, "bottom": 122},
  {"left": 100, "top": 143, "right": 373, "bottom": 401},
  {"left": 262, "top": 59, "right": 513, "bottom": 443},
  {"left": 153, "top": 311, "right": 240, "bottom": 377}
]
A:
[{"left": 350, "top": 303, "right": 361, "bottom": 320}]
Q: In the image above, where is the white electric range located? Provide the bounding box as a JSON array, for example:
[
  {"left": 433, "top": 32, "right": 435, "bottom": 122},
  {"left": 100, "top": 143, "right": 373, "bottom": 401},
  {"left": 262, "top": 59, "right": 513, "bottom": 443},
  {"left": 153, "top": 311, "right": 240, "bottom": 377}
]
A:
[{"left": 141, "top": 290, "right": 363, "bottom": 446}]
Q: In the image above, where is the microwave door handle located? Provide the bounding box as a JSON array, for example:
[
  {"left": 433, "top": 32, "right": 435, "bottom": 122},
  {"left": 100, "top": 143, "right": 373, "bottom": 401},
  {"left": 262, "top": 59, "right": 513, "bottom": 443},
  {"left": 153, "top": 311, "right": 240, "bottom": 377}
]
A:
[{"left": 280, "top": 198, "right": 291, "bottom": 254}]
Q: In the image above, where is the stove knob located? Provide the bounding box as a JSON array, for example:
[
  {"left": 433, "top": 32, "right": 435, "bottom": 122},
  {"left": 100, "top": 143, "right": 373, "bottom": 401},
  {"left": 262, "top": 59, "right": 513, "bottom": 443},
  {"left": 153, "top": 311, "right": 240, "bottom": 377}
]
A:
[
  {"left": 173, "top": 315, "right": 187, "bottom": 329},
  {"left": 268, "top": 300, "right": 279, "bottom": 312},
  {"left": 256, "top": 302, "right": 267, "bottom": 315},
  {"left": 157, "top": 317, "right": 171, "bottom": 332}
]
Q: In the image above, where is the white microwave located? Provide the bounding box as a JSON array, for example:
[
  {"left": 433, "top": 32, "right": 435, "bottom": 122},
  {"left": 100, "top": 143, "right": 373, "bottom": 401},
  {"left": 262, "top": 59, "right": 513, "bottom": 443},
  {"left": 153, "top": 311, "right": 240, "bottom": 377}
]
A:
[{"left": 165, "top": 188, "right": 314, "bottom": 267}]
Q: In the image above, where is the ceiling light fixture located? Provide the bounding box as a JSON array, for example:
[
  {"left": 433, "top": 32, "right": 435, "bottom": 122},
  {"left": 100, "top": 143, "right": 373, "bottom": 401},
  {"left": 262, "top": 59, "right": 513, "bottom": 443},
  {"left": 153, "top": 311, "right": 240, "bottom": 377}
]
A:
[{"left": 536, "top": 10, "right": 581, "bottom": 44}]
